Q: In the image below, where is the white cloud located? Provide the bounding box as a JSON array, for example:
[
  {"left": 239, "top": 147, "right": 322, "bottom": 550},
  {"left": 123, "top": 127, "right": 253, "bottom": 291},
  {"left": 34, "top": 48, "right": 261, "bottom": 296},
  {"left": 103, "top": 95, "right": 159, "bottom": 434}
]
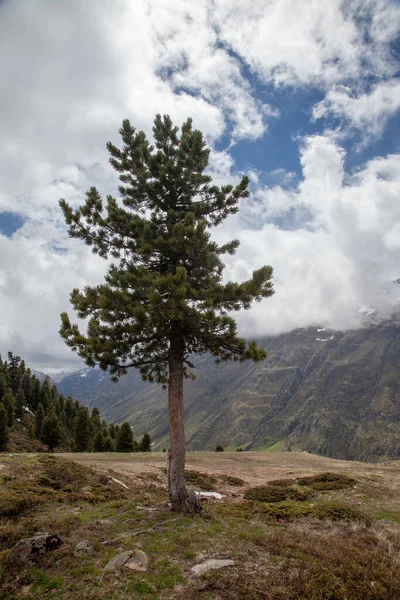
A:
[
  {"left": 212, "top": 0, "right": 399, "bottom": 87},
  {"left": 0, "top": 0, "right": 399, "bottom": 372},
  {"left": 0, "top": 223, "right": 106, "bottom": 373},
  {"left": 313, "top": 81, "right": 400, "bottom": 139},
  {"left": 219, "top": 135, "right": 400, "bottom": 336}
]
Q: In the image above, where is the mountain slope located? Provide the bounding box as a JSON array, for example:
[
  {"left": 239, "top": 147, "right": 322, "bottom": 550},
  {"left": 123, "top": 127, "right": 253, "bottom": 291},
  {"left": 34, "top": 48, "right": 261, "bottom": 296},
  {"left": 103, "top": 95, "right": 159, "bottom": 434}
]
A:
[{"left": 58, "top": 321, "right": 400, "bottom": 461}]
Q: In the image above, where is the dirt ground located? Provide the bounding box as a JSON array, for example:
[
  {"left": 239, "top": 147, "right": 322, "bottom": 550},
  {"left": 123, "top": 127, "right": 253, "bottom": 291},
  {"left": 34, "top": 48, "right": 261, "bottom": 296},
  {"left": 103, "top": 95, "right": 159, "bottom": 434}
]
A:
[
  {"left": 64, "top": 450, "right": 400, "bottom": 484},
  {"left": 56, "top": 451, "right": 400, "bottom": 518}
]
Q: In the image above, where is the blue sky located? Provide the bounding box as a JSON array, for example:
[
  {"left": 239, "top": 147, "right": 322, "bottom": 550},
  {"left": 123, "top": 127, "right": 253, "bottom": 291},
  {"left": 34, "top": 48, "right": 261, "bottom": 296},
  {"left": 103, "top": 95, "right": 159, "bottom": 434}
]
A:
[{"left": 0, "top": 0, "right": 399, "bottom": 374}]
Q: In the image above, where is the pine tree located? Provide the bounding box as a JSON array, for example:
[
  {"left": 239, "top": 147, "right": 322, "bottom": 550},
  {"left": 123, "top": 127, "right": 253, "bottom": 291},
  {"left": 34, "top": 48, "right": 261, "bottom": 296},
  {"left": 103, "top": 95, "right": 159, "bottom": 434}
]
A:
[
  {"left": 51, "top": 396, "right": 61, "bottom": 416},
  {"left": 104, "top": 435, "right": 115, "bottom": 452},
  {"left": 115, "top": 421, "right": 134, "bottom": 452},
  {"left": 28, "top": 423, "right": 35, "bottom": 439},
  {"left": 109, "top": 423, "right": 116, "bottom": 439},
  {"left": 6, "top": 352, "right": 24, "bottom": 395},
  {"left": 101, "top": 419, "right": 109, "bottom": 438},
  {"left": 59, "top": 114, "right": 274, "bottom": 512},
  {"left": 21, "top": 373, "right": 33, "bottom": 408},
  {"left": 35, "top": 402, "right": 45, "bottom": 438},
  {"left": 60, "top": 409, "right": 67, "bottom": 428},
  {"left": 31, "top": 377, "right": 41, "bottom": 411},
  {"left": 73, "top": 406, "right": 91, "bottom": 452},
  {"left": 15, "top": 388, "right": 25, "bottom": 420},
  {"left": 0, "top": 404, "right": 8, "bottom": 450},
  {"left": 39, "top": 379, "right": 52, "bottom": 411},
  {"left": 139, "top": 432, "right": 151, "bottom": 452},
  {"left": 41, "top": 411, "right": 62, "bottom": 451},
  {"left": 0, "top": 373, "right": 8, "bottom": 400},
  {"left": 1, "top": 392, "right": 15, "bottom": 427},
  {"left": 90, "top": 407, "right": 101, "bottom": 436},
  {"left": 93, "top": 430, "right": 105, "bottom": 452},
  {"left": 65, "top": 397, "right": 76, "bottom": 430}
]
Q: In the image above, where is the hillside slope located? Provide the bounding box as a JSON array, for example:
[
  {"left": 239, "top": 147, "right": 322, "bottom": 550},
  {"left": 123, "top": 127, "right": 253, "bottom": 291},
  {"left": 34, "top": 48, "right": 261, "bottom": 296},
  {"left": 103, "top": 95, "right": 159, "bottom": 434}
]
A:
[{"left": 58, "top": 321, "right": 400, "bottom": 461}]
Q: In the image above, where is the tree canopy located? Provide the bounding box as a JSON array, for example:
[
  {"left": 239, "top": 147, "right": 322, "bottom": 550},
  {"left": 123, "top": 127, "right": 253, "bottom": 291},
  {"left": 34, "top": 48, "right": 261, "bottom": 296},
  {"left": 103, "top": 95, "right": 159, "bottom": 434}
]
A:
[{"left": 59, "top": 114, "right": 273, "bottom": 384}]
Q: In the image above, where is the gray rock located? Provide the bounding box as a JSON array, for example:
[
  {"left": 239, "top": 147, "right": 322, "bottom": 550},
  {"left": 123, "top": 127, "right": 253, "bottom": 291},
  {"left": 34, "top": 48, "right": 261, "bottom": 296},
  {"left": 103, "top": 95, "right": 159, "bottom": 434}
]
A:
[
  {"left": 103, "top": 550, "right": 132, "bottom": 571},
  {"left": 191, "top": 559, "right": 235, "bottom": 576},
  {"left": 74, "top": 540, "right": 93, "bottom": 557},
  {"left": 124, "top": 550, "right": 149, "bottom": 572},
  {"left": 104, "top": 549, "right": 150, "bottom": 572},
  {"left": 7, "top": 533, "right": 63, "bottom": 565}
]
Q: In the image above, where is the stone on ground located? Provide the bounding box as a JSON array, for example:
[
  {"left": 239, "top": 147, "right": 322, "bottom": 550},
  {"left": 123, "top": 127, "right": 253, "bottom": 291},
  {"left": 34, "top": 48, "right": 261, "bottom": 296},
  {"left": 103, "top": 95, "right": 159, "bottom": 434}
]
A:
[
  {"left": 7, "top": 533, "right": 63, "bottom": 565},
  {"left": 124, "top": 550, "right": 149, "bottom": 572},
  {"left": 191, "top": 558, "right": 235, "bottom": 576},
  {"left": 104, "top": 549, "right": 149, "bottom": 572},
  {"left": 74, "top": 540, "right": 93, "bottom": 557}
]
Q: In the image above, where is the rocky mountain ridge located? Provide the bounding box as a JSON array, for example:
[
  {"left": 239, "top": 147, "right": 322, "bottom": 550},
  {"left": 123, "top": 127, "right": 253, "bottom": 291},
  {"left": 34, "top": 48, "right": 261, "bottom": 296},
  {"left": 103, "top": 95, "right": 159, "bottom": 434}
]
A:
[{"left": 57, "top": 320, "right": 400, "bottom": 462}]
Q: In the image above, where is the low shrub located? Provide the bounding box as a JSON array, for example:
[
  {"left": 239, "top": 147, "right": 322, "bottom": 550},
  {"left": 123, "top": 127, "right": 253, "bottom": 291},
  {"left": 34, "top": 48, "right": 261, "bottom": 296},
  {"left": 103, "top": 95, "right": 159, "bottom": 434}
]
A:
[
  {"left": 219, "top": 474, "right": 246, "bottom": 486},
  {"left": 296, "top": 472, "right": 356, "bottom": 491},
  {"left": 262, "top": 500, "right": 370, "bottom": 524},
  {"left": 244, "top": 485, "right": 311, "bottom": 503},
  {"left": 184, "top": 470, "right": 217, "bottom": 490},
  {"left": 0, "top": 488, "right": 46, "bottom": 518},
  {"left": 267, "top": 478, "right": 296, "bottom": 487},
  {"left": 312, "top": 501, "right": 371, "bottom": 524},
  {"left": 36, "top": 455, "right": 93, "bottom": 490}
]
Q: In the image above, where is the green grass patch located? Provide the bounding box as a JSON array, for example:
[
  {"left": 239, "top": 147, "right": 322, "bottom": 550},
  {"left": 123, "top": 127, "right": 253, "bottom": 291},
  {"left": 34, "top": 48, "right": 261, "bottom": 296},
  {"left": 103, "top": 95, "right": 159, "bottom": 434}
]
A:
[
  {"left": 375, "top": 509, "right": 400, "bottom": 523},
  {"left": 264, "top": 441, "right": 282, "bottom": 453},
  {"left": 28, "top": 568, "right": 63, "bottom": 593}
]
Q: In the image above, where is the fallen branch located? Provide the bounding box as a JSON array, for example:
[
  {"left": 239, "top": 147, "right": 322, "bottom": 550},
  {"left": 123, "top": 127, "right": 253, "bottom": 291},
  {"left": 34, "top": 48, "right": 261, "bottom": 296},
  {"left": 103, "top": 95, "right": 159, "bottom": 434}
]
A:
[
  {"left": 101, "top": 535, "right": 128, "bottom": 546},
  {"left": 131, "top": 517, "right": 180, "bottom": 537},
  {"left": 101, "top": 517, "right": 181, "bottom": 545}
]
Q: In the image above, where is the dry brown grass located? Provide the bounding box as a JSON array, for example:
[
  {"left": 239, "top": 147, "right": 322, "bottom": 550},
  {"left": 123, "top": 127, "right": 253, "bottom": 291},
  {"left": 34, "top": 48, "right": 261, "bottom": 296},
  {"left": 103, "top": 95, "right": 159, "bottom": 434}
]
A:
[{"left": 0, "top": 452, "right": 399, "bottom": 600}]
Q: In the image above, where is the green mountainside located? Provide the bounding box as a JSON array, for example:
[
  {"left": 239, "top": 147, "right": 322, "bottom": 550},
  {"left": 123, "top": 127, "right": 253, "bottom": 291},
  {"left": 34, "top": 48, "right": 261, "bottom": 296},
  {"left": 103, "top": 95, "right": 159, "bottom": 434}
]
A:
[
  {"left": 58, "top": 321, "right": 400, "bottom": 462},
  {"left": 0, "top": 352, "right": 145, "bottom": 454}
]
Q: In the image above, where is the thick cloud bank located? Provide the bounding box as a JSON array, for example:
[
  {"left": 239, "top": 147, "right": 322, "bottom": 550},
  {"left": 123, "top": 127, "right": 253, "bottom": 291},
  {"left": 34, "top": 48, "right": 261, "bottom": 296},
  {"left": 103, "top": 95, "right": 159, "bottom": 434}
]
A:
[{"left": 0, "top": 0, "right": 399, "bottom": 374}]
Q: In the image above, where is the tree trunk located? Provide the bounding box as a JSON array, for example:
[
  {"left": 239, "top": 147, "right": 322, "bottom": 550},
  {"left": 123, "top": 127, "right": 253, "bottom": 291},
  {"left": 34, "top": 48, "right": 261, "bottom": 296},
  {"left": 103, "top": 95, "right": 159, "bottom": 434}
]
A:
[{"left": 168, "top": 325, "right": 201, "bottom": 514}]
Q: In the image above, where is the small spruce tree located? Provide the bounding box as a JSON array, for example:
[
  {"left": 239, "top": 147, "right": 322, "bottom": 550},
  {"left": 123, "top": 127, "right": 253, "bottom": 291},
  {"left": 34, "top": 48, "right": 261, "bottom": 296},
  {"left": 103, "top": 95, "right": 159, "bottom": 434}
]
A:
[
  {"left": 109, "top": 423, "right": 116, "bottom": 439},
  {"left": 104, "top": 435, "right": 115, "bottom": 452},
  {"left": 0, "top": 404, "right": 8, "bottom": 450},
  {"left": 15, "top": 388, "right": 25, "bottom": 420},
  {"left": 39, "top": 379, "right": 52, "bottom": 411},
  {"left": 28, "top": 422, "right": 35, "bottom": 439},
  {"left": 1, "top": 392, "right": 15, "bottom": 427},
  {"left": 73, "top": 406, "right": 91, "bottom": 452},
  {"left": 65, "top": 397, "right": 76, "bottom": 430},
  {"left": 35, "top": 402, "right": 45, "bottom": 438},
  {"left": 140, "top": 432, "right": 151, "bottom": 452},
  {"left": 0, "top": 373, "right": 8, "bottom": 400},
  {"left": 93, "top": 430, "right": 105, "bottom": 452},
  {"left": 59, "top": 114, "right": 274, "bottom": 512},
  {"left": 31, "top": 377, "right": 41, "bottom": 411},
  {"left": 90, "top": 407, "right": 101, "bottom": 436},
  {"left": 41, "top": 412, "right": 62, "bottom": 451},
  {"left": 115, "top": 421, "right": 134, "bottom": 452},
  {"left": 6, "top": 352, "right": 24, "bottom": 394}
]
